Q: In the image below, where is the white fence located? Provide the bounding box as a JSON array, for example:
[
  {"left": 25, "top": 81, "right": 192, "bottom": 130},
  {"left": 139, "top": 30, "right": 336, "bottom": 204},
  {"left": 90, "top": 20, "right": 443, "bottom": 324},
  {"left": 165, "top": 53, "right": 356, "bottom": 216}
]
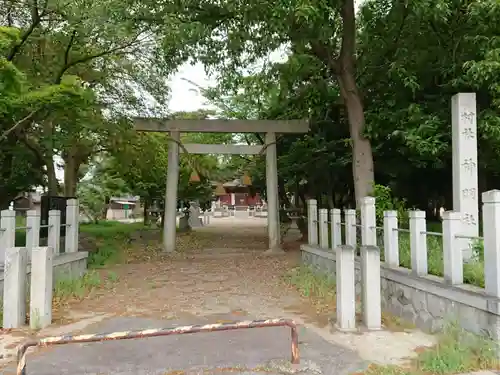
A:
[
  {"left": 304, "top": 190, "right": 500, "bottom": 334},
  {"left": 0, "top": 199, "right": 80, "bottom": 329}
]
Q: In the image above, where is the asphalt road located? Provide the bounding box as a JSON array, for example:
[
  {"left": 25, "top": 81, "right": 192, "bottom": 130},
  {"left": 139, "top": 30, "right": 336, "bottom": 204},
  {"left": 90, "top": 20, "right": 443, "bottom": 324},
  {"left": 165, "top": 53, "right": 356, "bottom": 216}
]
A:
[{"left": 7, "top": 314, "right": 368, "bottom": 375}]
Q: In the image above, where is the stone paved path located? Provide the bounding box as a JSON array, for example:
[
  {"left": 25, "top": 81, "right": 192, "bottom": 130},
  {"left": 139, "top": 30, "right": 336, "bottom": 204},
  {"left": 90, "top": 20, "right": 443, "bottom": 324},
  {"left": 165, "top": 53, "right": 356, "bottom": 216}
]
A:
[{"left": 1, "top": 217, "right": 435, "bottom": 374}]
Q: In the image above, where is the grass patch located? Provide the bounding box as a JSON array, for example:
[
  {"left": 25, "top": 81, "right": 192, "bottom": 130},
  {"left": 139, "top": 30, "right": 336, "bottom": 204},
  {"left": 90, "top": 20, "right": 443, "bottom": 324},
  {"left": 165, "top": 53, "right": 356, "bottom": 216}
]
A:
[
  {"left": 53, "top": 271, "right": 103, "bottom": 301},
  {"left": 52, "top": 270, "right": 119, "bottom": 308},
  {"left": 397, "top": 232, "right": 485, "bottom": 288},
  {"left": 81, "top": 221, "right": 146, "bottom": 268},
  {"left": 284, "top": 265, "right": 336, "bottom": 299},
  {"left": 286, "top": 265, "right": 414, "bottom": 330},
  {"left": 365, "top": 324, "right": 498, "bottom": 375},
  {"left": 416, "top": 324, "right": 497, "bottom": 374}
]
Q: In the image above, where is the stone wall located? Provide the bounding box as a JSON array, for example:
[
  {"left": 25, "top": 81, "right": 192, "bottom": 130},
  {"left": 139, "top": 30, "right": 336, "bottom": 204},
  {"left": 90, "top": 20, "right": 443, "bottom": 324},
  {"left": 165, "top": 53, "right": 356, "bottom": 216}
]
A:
[
  {"left": 0, "top": 251, "right": 88, "bottom": 298},
  {"left": 301, "top": 245, "right": 500, "bottom": 337}
]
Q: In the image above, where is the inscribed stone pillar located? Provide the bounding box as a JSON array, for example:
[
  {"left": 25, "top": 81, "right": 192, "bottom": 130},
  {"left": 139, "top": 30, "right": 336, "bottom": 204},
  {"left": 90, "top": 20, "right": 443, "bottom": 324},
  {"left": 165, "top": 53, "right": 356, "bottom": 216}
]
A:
[
  {"left": 164, "top": 131, "right": 180, "bottom": 252},
  {"left": 265, "top": 132, "right": 281, "bottom": 252},
  {"left": 452, "top": 93, "right": 479, "bottom": 260}
]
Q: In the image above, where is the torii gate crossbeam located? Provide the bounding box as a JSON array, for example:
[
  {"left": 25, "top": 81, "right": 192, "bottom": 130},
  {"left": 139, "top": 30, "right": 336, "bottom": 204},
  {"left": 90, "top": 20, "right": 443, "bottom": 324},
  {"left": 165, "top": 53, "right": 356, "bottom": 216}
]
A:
[{"left": 134, "top": 118, "right": 310, "bottom": 253}]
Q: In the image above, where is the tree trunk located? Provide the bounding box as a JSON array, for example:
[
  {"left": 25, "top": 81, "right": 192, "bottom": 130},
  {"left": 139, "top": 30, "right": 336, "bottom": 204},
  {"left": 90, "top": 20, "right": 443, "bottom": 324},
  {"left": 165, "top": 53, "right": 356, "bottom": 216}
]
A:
[
  {"left": 338, "top": 0, "right": 375, "bottom": 207},
  {"left": 46, "top": 159, "right": 60, "bottom": 196},
  {"left": 339, "top": 75, "right": 375, "bottom": 204},
  {"left": 327, "top": 193, "right": 335, "bottom": 209},
  {"left": 278, "top": 178, "right": 290, "bottom": 208},
  {"left": 143, "top": 200, "right": 149, "bottom": 225},
  {"left": 63, "top": 155, "right": 80, "bottom": 197}
]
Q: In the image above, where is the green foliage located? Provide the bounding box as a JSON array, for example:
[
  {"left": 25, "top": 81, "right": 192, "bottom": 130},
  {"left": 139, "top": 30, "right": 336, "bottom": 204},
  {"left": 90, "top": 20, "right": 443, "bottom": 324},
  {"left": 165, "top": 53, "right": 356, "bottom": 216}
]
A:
[
  {"left": 54, "top": 271, "right": 102, "bottom": 300},
  {"left": 81, "top": 221, "right": 144, "bottom": 267},
  {"left": 416, "top": 323, "right": 498, "bottom": 374},
  {"left": 2, "top": 0, "right": 500, "bottom": 237},
  {"left": 366, "top": 323, "right": 498, "bottom": 375},
  {"left": 284, "top": 265, "right": 336, "bottom": 299},
  {"left": 0, "top": 0, "right": 221, "bottom": 199},
  {"left": 373, "top": 184, "right": 409, "bottom": 227},
  {"left": 77, "top": 162, "right": 130, "bottom": 223}
]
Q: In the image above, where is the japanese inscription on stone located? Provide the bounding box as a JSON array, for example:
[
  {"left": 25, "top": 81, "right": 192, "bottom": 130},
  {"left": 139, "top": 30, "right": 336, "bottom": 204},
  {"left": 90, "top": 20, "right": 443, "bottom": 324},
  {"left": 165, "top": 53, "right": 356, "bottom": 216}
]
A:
[
  {"left": 461, "top": 111, "right": 475, "bottom": 124},
  {"left": 462, "top": 188, "right": 477, "bottom": 200},
  {"left": 459, "top": 108, "right": 477, "bottom": 227},
  {"left": 462, "top": 213, "right": 477, "bottom": 226},
  {"left": 452, "top": 93, "right": 479, "bottom": 240},
  {"left": 462, "top": 128, "right": 475, "bottom": 140},
  {"left": 461, "top": 158, "right": 476, "bottom": 174}
]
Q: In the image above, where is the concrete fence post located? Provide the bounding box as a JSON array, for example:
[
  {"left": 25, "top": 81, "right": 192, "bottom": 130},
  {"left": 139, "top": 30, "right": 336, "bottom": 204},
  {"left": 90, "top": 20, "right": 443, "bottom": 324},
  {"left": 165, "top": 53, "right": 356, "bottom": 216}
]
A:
[
  {"left": 361, "top": 245, "right": 382, "bottom": 330},
  {"left": 409, "top": 210, "right": 428, "bottom": 276},
  {"left": 3, "top": 247, "right": 28, "bottom": 328},
  {"left": 318, "top": 208, "right": 329, "bottom": 249},
  {"left": 48, "top": 210, "right": 61, "bottom": 255},
  {"left": 30, "top": 246, "right": 53, "bottom": 329},
  {"left": 344, "top": 209, "right": 357, "bottom": 247},
  {"left": 331, "top": 209, "right": 342, "bottom": 248},
  {"left": 361, "top": 197, "right": 377, "bottom": 246},
  {"left": 65, "top": 199, "right": 78, "bottom": 253},
  {"left": 442, "top": 211, "right": 463, "bottom": 285},
  {"left": 335, "top": 245, "right": 356, "bottom": 331},
  {"left": 383, "top": 210, "right": 399, "bottom": 267},
  {"left": 307, "top": 199, "right": 318, "bottom": 246},
  {"left": 482, "top": 190, "right": 500, "bottom": 298},
  {"left": 0, "top": 210, "right": 16, "bottom": 265},
  {"left": 26, "top": 210, "right": 41, "bottom": 263}
]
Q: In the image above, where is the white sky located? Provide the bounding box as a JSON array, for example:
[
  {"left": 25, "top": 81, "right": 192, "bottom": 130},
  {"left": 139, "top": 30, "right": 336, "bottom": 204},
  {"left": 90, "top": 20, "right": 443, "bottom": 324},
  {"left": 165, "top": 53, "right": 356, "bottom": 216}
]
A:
[{"left": 167, "top": 62, "right": 216, "bottom": 113}]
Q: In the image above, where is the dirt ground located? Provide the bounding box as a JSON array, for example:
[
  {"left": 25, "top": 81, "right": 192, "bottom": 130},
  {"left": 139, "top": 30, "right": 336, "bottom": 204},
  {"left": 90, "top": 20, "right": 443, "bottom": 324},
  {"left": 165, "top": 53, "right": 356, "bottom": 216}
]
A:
[{"left": 1, "top": 217, "right": 436, "bottom": 374}]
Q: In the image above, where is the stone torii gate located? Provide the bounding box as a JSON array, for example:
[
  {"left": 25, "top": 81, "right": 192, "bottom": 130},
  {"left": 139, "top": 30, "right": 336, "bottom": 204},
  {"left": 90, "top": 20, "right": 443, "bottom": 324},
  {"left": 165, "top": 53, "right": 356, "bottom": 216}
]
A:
[{"left": 134, "top": 118, "right": 309, "bottom": 253}]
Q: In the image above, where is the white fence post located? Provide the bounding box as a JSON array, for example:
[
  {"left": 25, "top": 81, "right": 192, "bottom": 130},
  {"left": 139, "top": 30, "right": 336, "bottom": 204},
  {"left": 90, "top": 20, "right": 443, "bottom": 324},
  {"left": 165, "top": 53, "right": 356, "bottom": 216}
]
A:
[
  {"left": 442, "top": 211, "right": 463, "bottom": 285},
  {"left": 409, "top": 210, "right": 428, "bottom": 276},
  {"left": 0, "top": 210, "right": 16, "bottom": 265},
  {"left": 3, "top": 247, "right": 28, "bottom": 328},
  {"left": 361, "top": 245, "right": 381, "bottom": 330},
  {"left": 65, "top": 199, "right": 78, "bottom": 253},
  {"left": 331, "top": 209, "right": 342, "bottom": 248},
  {"left": 482, "top": 190, "right": 500, "bottom": 297},
  {"left": 335, "top": 245, "right": 356, "bottom": 331},
  {"left": 344, "top": 209, "right": 357, "bottom": 247},
  {"left": 383, "top": 211, "right": 399, "bottom": 267},
  {"left": 26, "top": 210, "right": 40, "bottom": 262},
  {"left": 319, "top": 208, "right": 329, "bottom": 249},
  {"left": 30, "top": 247, "right": 53, "bottom": 329},
  {"left": 48, "top": 210, "right": 61, "bottom": 255},
  {"left": 361, "top": 197, "right": 376, "bottom": 246},
  {"left": 307, "top": 199, "right": 318, "bottom": 246}
]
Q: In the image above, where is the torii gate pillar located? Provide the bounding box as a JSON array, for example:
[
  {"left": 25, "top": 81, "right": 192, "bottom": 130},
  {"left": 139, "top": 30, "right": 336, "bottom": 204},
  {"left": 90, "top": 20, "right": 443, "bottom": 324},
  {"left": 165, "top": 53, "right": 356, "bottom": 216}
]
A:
[
  {"left": 164, "top": 131, "right": 180, "bottom": 252},
  {"left": 265, "top": 132, "right": 281, "bottom": 253}
]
